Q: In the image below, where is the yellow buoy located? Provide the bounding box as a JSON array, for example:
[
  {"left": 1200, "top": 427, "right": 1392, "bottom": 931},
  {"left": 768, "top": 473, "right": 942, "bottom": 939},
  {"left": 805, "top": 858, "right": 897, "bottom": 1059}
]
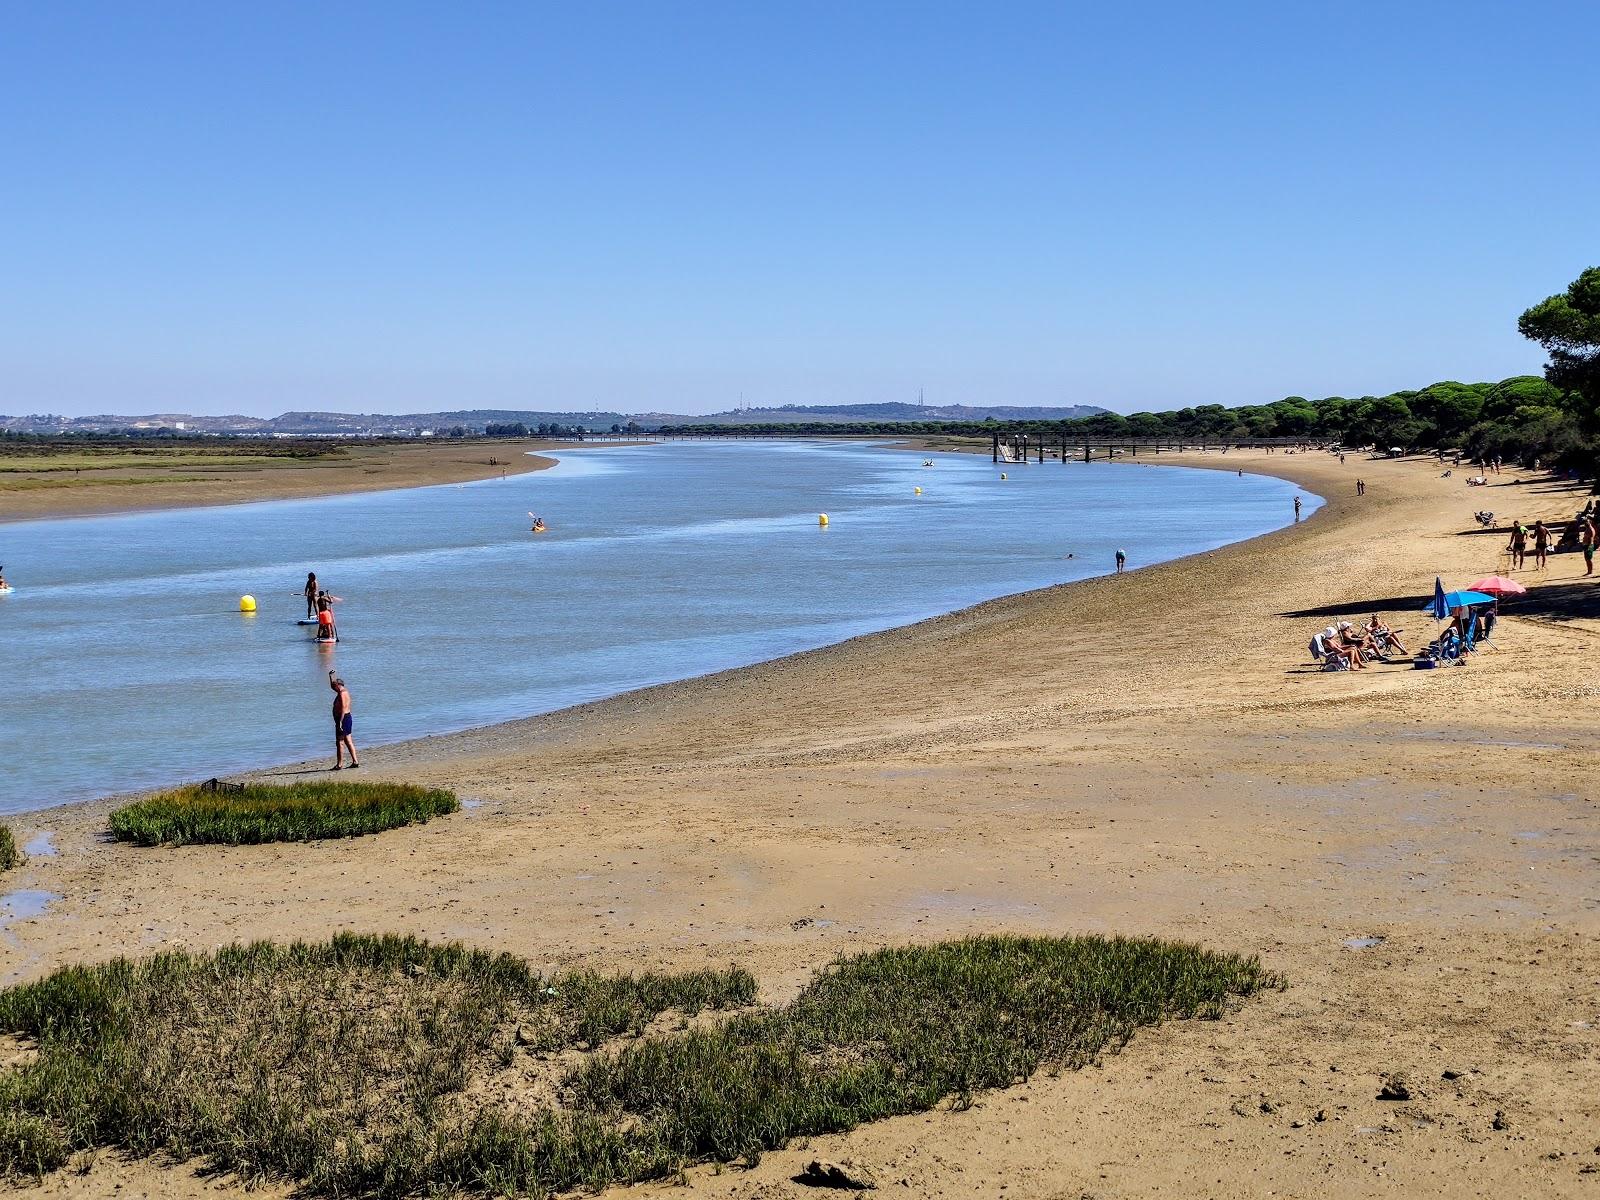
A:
[
  {"left": 914, "top": 486, "right": 923, "bottom": 495},
  {"left": 239, "top": 595, "right": 257, "bottom": 613},
  {"left": 818, "top": 513, "right": 829, "bottom": 526}
]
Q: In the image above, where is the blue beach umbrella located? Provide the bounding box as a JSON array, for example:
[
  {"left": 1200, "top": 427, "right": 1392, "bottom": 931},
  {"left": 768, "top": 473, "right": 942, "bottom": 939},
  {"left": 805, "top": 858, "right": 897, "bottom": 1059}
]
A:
[
  {"left": 1430, "top": 577, "right": 1447, "bottom": 619},
  {"left": 1424, "top": 587, "right": 1495, "bottom": 615}
]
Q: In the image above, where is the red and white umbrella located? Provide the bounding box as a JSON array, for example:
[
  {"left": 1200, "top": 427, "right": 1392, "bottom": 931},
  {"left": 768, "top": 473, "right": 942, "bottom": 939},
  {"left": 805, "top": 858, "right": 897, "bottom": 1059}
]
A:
[{"left": 1468, "top": 575, "right": 1526, "bottom": 597}]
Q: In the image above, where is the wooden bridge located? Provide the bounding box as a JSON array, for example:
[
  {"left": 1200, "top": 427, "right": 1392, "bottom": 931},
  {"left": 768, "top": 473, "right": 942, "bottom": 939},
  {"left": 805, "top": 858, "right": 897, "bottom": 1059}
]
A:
[{"left": 987, "top": 433, "right": 1314, "bottom": 463}]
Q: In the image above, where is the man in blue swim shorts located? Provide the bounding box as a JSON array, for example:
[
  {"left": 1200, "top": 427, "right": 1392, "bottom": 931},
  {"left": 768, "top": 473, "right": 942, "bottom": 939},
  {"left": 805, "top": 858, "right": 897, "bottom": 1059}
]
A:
[{"left": 329, "top": 671, "right": 360, "bottom": 770}]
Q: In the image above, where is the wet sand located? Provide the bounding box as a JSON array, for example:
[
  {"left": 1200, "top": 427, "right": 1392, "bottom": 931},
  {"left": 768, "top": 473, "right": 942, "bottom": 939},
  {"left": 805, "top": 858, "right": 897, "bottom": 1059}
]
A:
[
  {"left": 3, "top": 449, "right": 1597, "bottom": 1198},
  {"left": 0, "top": 439, "right": 558, "bottom": 522}
]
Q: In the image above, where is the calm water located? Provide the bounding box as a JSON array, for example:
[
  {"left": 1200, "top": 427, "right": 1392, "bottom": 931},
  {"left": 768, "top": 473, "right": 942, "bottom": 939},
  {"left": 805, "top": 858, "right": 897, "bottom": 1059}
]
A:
[{"left": 0, "top": 441, "right": 1316, "bottom": 810}]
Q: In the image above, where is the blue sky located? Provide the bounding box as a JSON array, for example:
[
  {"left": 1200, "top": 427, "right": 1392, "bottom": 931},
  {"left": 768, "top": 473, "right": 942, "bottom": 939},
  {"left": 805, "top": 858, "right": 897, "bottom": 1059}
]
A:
[{"left": 3, "top": 2, "right": 1596, "bottom": 417}]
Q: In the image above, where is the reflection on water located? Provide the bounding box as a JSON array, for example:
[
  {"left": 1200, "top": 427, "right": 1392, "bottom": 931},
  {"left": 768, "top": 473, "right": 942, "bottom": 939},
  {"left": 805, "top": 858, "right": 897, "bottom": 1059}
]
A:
[{"left": 0, "top": 441, "right": 1312, "bottom": 809}]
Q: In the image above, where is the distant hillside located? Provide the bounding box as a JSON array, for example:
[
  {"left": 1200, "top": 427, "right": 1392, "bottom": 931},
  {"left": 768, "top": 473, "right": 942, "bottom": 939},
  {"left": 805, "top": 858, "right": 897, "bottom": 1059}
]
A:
[
  {"left": 2, "top": 401, "right": 1106, "bottom": 436},
  {"left": 638, "top": 402, "right": 1108, "bottom": 426}
]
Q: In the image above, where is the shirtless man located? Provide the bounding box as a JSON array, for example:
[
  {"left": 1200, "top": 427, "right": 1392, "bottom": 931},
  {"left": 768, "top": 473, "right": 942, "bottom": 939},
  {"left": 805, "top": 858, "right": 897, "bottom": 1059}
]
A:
[
  {"left": 1506, "top": 521, "right": 1527, "bottom": 570},
  {"left": 1532, "top": 520, "right": 1551, "bottom": 570},
  {"left": 329, "top": 672, "right": 359, "bottom": 769}
]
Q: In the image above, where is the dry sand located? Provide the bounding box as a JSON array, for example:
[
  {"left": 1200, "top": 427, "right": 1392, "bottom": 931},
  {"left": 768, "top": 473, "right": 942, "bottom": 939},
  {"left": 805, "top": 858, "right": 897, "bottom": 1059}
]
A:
[
  {"left": 0, "top": 439, "right": 558, "bottom": 522},
  {"left": 3, "top": 448, "right": 1597, "bottom": 1198}
]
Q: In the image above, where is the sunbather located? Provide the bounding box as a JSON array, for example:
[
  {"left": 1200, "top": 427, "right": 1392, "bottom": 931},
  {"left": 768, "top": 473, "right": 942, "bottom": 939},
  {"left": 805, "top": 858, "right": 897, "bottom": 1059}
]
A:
[
  {"left": 1365, "top": 613, "right": 1408, "bottom": 657},
  {"left": 1319, "top": 625, "right": 1364, "bottom": 669},
  {"left": 1337, "top": 620, "right": 1381, "bottom": 662}
]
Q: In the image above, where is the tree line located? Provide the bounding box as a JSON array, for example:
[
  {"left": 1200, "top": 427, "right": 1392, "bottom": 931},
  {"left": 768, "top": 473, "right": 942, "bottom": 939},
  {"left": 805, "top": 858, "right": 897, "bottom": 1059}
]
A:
[{"left": 661, "top": 268, "right": 1600, "bottom": 477}]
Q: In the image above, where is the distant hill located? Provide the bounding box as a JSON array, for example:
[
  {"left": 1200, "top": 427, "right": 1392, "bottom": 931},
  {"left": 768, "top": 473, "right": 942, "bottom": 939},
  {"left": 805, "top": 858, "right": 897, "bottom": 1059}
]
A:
[
  {"left": 637, "top": 402, "right": 1108, "bottom": 426},
  {"left": 2, "top": 401, "right": 1106, "bottom": 436}
]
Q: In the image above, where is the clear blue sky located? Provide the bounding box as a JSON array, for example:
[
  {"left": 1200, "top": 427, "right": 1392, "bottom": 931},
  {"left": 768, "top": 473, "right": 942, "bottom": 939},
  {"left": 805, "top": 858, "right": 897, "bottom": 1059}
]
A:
[{"left": 3, "top": 2, "right": 1596, "bottom": 418}]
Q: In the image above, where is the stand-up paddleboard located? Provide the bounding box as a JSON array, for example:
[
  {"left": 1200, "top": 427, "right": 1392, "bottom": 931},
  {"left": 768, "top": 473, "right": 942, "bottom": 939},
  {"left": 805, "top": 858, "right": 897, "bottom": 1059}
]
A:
[
  {"left": 0, "top": 586, "right": 13, "bottom": 594},
  {"left": 315, "top": 636, "right": 338, "bottom": 644},
  {"left": 297, "top": 619, "right": 319, "bottom": 626}
]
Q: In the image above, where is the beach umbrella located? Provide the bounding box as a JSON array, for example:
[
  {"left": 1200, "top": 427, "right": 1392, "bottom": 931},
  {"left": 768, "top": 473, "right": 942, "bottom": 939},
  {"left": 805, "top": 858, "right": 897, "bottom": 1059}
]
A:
[
  {"left": 1468, "top": 575, "right": 1526, "bottom": 597},
  {"left": 1423, "top": 589, "right": 1495, "bottom": 613},
  {"left": 1430, "top": 577, "right": 1447, "bottom": 620}
]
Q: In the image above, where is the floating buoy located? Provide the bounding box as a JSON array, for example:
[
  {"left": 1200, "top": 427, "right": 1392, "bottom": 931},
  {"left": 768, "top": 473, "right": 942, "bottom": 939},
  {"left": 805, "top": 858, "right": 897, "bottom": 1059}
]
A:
[
  {"left": 239, "top": 595, "right": 257, "bottom": 613},
  {"left": 914, "top": 486, "right": 923, "bottom": 495},
  {"left": 818, "top": 513, "right": 829, "bottom": 526},
  {"left": 1000, "top": 472, "right": 1008, "bottom": 480}
]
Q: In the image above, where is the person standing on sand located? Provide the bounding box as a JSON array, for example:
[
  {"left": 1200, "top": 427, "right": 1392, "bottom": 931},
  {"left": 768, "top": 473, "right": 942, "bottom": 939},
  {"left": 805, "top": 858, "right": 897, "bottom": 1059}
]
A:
[
  {"left": 303, "top": 572, "right": 319, "bottom": 619},
  {"left": 1115, "top": 548, "right": 1126, "bottom": 574},
  {"left": 1507, "top": 521, "right": 1527, "bottom": 570},
  {"left": 1583, "top": 513, "right": 1597, "bottom": 576},
  {"left": 1532, "top": 520, "right": 1551, "bottom": 570},
  {"left": 329, "top": 672, "right": 359, "bottom": 769}
]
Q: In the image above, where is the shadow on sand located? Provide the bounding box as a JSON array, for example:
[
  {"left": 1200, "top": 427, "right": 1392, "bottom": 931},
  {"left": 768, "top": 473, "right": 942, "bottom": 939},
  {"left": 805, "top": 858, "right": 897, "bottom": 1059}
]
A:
[{"left": 1281, "top": 579, "right": 1599, "bottom": 624}]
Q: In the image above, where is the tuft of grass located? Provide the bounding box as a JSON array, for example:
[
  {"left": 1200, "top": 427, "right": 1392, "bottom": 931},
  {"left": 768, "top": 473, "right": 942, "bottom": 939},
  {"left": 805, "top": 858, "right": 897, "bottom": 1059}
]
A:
[
  {"left": 0, "top": 827, "right": 17, "bottom": 871},
  {"left": 107, "top": 782, "right": 459, "bottom": 846},
  {"left": 0, "top": 933, "right": 1277, "bottom": 1195}
]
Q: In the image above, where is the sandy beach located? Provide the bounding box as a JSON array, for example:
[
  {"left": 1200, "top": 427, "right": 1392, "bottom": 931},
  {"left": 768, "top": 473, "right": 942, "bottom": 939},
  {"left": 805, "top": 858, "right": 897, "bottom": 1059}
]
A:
[
  {"left": 0, "top": 439, "right": 558, "bottom": 523},
  {"left": 3, "top": 448, "right": 1596, "bottom": 1198}
]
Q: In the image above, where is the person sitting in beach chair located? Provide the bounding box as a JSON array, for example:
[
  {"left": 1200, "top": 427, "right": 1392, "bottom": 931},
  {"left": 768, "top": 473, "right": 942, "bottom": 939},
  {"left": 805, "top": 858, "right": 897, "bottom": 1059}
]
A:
[
  {"left": 1312, "top": 627, "right": 1362, "bottom": 670},
  {"left": 1336, "top": 621, "right": 1382, "bottom": 663},
  {"left": 1365, "top": 613, "right": 1408, "bottom": 658}
]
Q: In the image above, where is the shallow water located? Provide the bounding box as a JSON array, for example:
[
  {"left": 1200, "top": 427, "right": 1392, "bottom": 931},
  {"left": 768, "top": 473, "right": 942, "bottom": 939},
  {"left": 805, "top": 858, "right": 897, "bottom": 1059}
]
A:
[
  {"left": 0, "top": 890, "right": 59, "bottom": 924},
  {"left": 0, "top": 441, "right": 1314, "bottom": 810}
]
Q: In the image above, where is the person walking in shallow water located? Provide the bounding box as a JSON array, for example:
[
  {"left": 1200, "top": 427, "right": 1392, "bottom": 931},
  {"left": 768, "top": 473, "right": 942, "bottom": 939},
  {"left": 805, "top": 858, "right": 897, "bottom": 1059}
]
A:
[
  {"left": 1114, "top": 548, "right": 1126, "bottom": 574},
  {"left": 1294, "top": 495, "right": 1302, "bottom": 521},
  {"left": 329, "top": 672, "right": 359, "bottom": 769}
]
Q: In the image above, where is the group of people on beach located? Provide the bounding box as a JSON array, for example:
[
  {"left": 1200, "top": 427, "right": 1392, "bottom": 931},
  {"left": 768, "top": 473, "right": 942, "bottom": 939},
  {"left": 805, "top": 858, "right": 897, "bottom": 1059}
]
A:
[
  {"left": 1504, "top": 520, "right": 1552, "bottom": 570},
  {"left": 1314, "top": 614, "right": 1408, "bottom": 669}
]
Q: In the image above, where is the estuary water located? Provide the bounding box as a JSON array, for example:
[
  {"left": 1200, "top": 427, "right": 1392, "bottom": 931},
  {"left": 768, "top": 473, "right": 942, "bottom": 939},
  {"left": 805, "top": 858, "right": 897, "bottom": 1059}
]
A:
[{"left": 0, "top": 441, "right": 1316, "bottom": 810}]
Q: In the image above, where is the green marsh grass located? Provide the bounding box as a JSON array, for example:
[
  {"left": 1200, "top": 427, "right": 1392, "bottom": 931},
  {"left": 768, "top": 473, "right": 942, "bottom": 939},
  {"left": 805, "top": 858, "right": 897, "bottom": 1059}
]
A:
[
  {"left": 107, "top": 781, "right": 459, "bottom": 846},
  {"left": 0, "top": 932, "right": 1279, "bottom": 1195},
  {"left": 0, "top": 827, "right": 17, "bottom": 871}
]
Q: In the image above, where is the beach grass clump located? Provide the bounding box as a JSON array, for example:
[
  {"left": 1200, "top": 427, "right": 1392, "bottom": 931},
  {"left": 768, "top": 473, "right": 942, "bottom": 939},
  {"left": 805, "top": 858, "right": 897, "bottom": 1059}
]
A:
[
  {"left": 107, "top": 781, "right": 459, "bottom": 846},
  {"left": 0, "top": 932, "right": 1277, "bottom": 1195},
  {"left": 0, "top": 827, "right": 17, "bottom": 871}
]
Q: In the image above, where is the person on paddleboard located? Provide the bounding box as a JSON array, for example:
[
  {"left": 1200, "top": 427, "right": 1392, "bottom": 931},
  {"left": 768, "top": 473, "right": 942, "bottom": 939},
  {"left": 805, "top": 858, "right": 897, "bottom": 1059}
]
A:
[
  {"left": 315, "top": 590, "right": 337, "bottom": 641},
  {"left": 303, "top": 572, "right": 319, "bottom": 619}
]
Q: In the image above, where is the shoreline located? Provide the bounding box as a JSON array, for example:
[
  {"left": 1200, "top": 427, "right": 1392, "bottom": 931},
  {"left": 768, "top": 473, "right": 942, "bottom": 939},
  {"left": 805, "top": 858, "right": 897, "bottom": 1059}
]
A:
[
  {"left": 8, "top": 449, "right": 1319, "bottom": 824},
  {"left": 0, "top": 438, "right": 562, "bottom": 524},
  {"left": 3, "top": 446, "right": 1596, "bottom": 1198}
]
